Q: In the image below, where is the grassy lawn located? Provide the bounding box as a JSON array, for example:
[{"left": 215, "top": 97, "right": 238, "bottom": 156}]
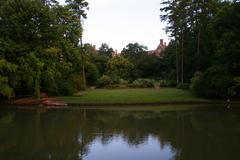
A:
[{"left": 57, "top": 88, "right": 209, "bottom": 105}]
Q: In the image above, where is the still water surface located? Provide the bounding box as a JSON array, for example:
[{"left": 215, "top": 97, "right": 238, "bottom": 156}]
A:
[{"left": 0, "top": 105, "right": 240, "bottom": 160}]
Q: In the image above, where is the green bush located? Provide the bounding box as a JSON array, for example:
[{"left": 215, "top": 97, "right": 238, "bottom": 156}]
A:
[
  {"left": 0, "top": 76, "right": 14, "bottom": 99},
  {"left": 55, "top": 79, "right": 71, "bottom": 96},
  {"left": 68, "top": 74, "right": 85, "bottom": 94},
  {"left": 103, "top": 79, "right": 129, "bottom": 89},
  {"left": 97, "top": 75, "right": 111, "bottom": 87},
  {"left": 159, "top": 80, "right": 177, "bottom": 87},
  {"left": 130, "top": 78, "right": 154, "bottom": 88},
  {"left": 107, "top": 56, "right": 134, "bottom": 79},
  {"left": 110, "top": 75, "right": 121, "bottom": 84},
  {"left": 86, "top": 63, "right": 99, "bottom": 86},
  {"left": 104, "top": 84, "right": 128, "bottom": 89},
  {"left": 119, "top": 79, "right": 129, "bottom": 85},
  {"left": 176, "top": 83, "right": 190, "bottom": 90},
  {"left": 99, "top": 78, "right": 129, "bottom": 89},
  {"left": 190, "top": 67, "right": 234, "bottom": 98},
  {"left": 97, "top": 75, "right": 121, "bottom": 88}
]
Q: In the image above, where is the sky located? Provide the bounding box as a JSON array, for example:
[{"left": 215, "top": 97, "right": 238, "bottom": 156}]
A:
[{"left": 58, "top": 0, "right": 169, "bottom": 52}]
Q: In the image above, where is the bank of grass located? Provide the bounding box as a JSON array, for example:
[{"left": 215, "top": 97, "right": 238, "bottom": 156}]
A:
[{"left": 57, "top": 88, "right": 211, "bottom": 105}]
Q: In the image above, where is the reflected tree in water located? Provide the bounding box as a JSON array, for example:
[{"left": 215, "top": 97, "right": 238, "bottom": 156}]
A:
[{"left": 0, "top": 107, "right": 240, "bottom": 160}]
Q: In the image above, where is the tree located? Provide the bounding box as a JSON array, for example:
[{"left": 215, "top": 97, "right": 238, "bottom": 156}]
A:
[
  {"left": 107, "top": 56, "right": 133, "bottom": 79},
  {"left": 208, "top": 2, "right": 240, "bottom": 76},
  {"left": 0, "top": 0, "right": 90, "bottom": 98},
  {"left": 121, "top": 43, "right": 147, "bottom": 59},
  {"left": 0, "top": 59, "right": 16, "bottom": 99},
  {"left": 190, "top": 67, "right": 234, "bottom": 98},
  {"left": 185, "top": 1, "right": 240, "bottom": 98},
  {"left": 161, "top": 0, "right": 194, "bottom": 84},
  {"left": 0, "top": 0, "right": 52, "bottom": 97},
  {"left": 66, "top": 0, "right": 89, "bottom": 90},
  {"left": 85, "top": 62, "right": 99, "bottom": 86},
  {"left": 160, "top": 0, "right": 222, "bottom": 83},
  {"left": 161, "top": 41, "right": 179, "bottom": 81},
  {"left": 98, "top": 43, "right": 114, "bottom": 58},
  {"left": 84, "top": 43, "right": 108, "bottom": 76},
  {"left": 41, "top": 0, "right": 58, "bottom": 6}
]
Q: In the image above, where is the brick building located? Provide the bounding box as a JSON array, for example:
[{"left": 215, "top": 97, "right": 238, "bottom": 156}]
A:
[{"left": 147, "top": 39, "right": 167, "bottom": 58}]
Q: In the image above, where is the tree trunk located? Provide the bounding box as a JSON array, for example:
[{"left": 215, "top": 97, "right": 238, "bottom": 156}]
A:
[
  {"left": 80, "top": 37, "right": 86, "bottom": 90},
  {"left": 79, "top": 18, "right": 86, "bottom": 90},
  {"left": 181, "top": 30, "right": 184, "bottom": 84},
  {"left": 176, "top": 42, "right": 179, "bottom": 85},
  {"left": 196, "top": 28, "right": 201, "bottom": 71}
]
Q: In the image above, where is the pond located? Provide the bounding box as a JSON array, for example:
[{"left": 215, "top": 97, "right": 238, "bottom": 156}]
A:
[{"left": 0, "top": 105, "right": 240, "bottom": 160}]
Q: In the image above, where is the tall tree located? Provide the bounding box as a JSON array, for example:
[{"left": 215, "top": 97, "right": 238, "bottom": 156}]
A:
[
  {"left": 160, "top": 0, "right": 221, "bottom": 82},
  {"left": 161, "top": 0, "right": 187, "bottom": 84},
  {"left": 66, "top": 0, "right": 89, "bottom": 90}
]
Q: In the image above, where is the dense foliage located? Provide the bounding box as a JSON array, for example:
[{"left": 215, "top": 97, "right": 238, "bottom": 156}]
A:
[
  {"left": 0, "top": 0, "right": 89, "bottom": 98},
  {"left": 160, "top": 0, "right": 240, "bottom": 99},
  {"left": 121, "top": 43, "right": 166, "bottom": 81}
]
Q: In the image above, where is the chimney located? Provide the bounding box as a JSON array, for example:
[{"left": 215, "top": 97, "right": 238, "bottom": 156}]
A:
[{"left": 160, "top": 39, "right": 164, "bottom": 46}]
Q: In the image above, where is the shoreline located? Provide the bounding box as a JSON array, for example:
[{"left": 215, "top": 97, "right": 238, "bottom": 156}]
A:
[
  {"left": 0, "top": 100, "right": 239, "bottom": 109},
  {"left": 66, "top": 100, "right": 238, "bottom": 107}
]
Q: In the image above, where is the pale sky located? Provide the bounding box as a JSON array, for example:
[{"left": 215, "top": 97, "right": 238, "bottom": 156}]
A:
[{"left": 58, "top": 0, "right": 168, "bottom": 52}]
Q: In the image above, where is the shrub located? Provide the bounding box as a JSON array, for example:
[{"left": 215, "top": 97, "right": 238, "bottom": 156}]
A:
[
  {"left": 107, "top": 56, "right": 133, "bottom": 79},
  {"left": 159, "top": 80, "right": 177, "bottom": 87},
  {"left": 104, "top": 84, "right": 128, "bottom": 89},
  {"left": 97, "top": 75, "right": 112, "bottom": 87},
  {"left": 176, "top": 83, "right": 190, "bottom": 90},
  {"left": 99, "top": 78, "right": 129, "bottom": 89},
  {"left": 119, "top": 79, "right": 129, "bottom": 85},
  {"left": 130, "top": 78, "right": 154, "bottom": 88},
  {"left": 85, "top": 63, "right": 99, "bottom": 86},
  {"left": 68, "top": 74, "right": 85, "bottom": 94},
  {"left": 97, "top": 75, "right": 121, "bottom": 88},
  {"left": 110, "top": 75, "right": 121, "bottom": 84},
  {"left": 0, "top": 76, "right": 14, "bottom": 99},
  {"left": 190, "top": 67, "right": 234, "bottom": 98}
]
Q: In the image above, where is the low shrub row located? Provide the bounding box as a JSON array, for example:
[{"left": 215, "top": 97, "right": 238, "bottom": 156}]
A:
[
  {"left": 129, "top": 79, "right": 155, "bottom": 88},
  {"left": 159, "top": 80, "right": 177, "bottom": 88},
  {"left": 96, "top": 75, "right": 183, "bottom": 89}
]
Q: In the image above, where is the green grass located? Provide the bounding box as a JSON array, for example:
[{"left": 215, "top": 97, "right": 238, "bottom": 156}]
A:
[{"left": 57, "top": 88, "right": 209, "bottom": 105}]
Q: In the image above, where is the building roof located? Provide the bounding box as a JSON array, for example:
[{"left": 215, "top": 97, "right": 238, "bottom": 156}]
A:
[{"left": 147, "top": 39, "right": 167, "bottom": 58}]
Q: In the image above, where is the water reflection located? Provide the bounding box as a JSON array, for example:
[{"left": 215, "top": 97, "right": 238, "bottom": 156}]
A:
[
  {"left": 0, "top": 106, "right": 239, "bottom": 160},
  {"left": 85, "top": 135, "right": 174, "bottom": 160}
]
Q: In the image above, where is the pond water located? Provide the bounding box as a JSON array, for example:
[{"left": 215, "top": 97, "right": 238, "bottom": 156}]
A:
[{"left": 0, "top": 105, "right": 240, "bottom": 160}]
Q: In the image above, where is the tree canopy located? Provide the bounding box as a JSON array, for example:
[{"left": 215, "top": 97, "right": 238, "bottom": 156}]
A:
[
  {"left": 0, "top": 0, "right": 89, "bottom": 98},
  {"left": 160, "top": 0, "right": 240, "bottom": 98}
]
